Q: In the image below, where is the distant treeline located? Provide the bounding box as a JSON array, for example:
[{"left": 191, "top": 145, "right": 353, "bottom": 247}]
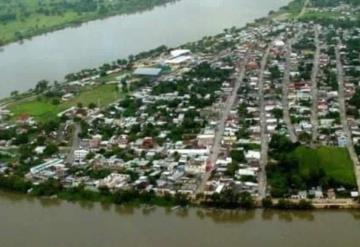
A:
[{"left": 0, "top": 0, "right": 177, "bottom": 45}]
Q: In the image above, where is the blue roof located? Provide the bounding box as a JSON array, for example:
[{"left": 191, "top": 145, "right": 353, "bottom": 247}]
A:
[{"left": 134, "top": 67, "right": 162, "bottom": 76}]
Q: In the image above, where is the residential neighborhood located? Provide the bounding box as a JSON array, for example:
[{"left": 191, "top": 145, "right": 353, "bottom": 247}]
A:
[{"left": 0, "top": 0, "right": 359, "bottom": 209}]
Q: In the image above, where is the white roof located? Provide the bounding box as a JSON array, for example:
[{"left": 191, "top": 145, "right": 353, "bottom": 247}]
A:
[
  {"left": 165, "top": 55, "right": 192, "bottom": 64},
  {"left": 245, "top": 150, "right": 260, "bottom": 160},
  {"left": 170, "top": 49, "right": 190, "bottom": 57},
  {"left": 237, "top": 169, "right": 256, "bottom": 176},
  {"left": 273, "top": 40, "right": 285, "bottom": 47}
]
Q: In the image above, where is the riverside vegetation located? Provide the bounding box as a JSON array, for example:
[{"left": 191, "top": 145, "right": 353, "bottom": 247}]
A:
[{"left": 0, "top": 0, "right": 360, "bottom": 211}]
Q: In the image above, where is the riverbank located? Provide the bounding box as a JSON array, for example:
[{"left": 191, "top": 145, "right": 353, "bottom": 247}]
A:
[
  {"left": 0, "top": 173, "right": 359, "bottom": 210},
  {"left": 2, "top": 0, "right": 360, "bottom": 211},
  {"left": 0, "top": 0, "right": 292, "bottom": 99},
  {"left": 0, "top": 0, "right": 177, "bottom": 47}
]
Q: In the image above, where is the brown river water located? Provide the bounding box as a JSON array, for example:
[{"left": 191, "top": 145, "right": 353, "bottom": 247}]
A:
[{"left": 0, "top": 191, "right": 359, "bottom": 247}]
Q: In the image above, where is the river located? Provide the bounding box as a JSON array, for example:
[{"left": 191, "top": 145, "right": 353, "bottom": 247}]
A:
[
  {"left": 0, "top": 192, "right": 359, "bottom": 247},
  {"left": 0, "top": 0, "right": 290, "bottom": 99}
]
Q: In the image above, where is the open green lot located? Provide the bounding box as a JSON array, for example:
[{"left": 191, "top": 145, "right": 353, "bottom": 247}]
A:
[
  {"left": 8, "top": 83, "right": 122, "bottom": 122},
  {"left": 293, "top": 146, "right": 356, "bottom": 187},
  {"left": 268, "top": 144, "right": 357, "bottom": 197}
]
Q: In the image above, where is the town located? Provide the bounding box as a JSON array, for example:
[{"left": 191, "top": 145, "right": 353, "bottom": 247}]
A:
[{"left": 0, "top": 0, "right": 360, "bottom": 209}]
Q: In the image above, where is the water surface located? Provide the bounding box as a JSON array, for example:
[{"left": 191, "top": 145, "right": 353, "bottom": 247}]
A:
[
  {"left": 0, "top": 192, "right": 359, "bottom": 247},
  {"left": 0, "top": 0, "right": 290, "bottom": 98}
]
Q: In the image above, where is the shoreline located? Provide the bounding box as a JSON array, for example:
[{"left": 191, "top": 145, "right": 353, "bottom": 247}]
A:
[
  {"left": 0, "top": 0, "right": 178, "bottom": 48},
  {"left": 2, "top": 0, "right": 359, "bottom": 211},
  {"left": 0, "top": 0, "right": 293, "bottom": 101},
  {"left": 1, "top": 188, "right": 360, "bottom": 210}
]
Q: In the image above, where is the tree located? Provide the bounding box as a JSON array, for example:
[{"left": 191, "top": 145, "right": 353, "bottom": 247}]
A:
[
  {"left": 271, "top": 108, "right": 283, "bottom": 120},
  {"left": 230, "top": 150, "right": 245, "bottom": 163},
  {"left": 262, "top": 197, "right": 273, "bottom": 209},
  {"left": 269, "top": 65, "right": 282, "bottom": 79},
  {"left": 225, "top": 162, "right": 239, "bottom": 177},
  {"left": 52, "top": 98, "right": 60, "bottom": 105},
  {"left": 239, "top": 192, "right": 255, "bottom": 209},
  {"left": 44, "top": 143, "right": 59, "bottom": 156},
  {"left": 10, "top": 90, "right": 19, "bottom": 97},
  {"left": 35, "top": 80, "right": 49, "bottom": 93},
  {"left": 174, "top": 193, "right": 189, "bottom": 207},
  {"left": 88, "top": 102, "right": 97, "bottom": 109},
  {"left": 12, "top": 133, "right": 29, "bottom": 145},
  {"left": 349, "top": 89, "right": 360, "bottom": 108},
  {"left": 269, "top": 134, "right": 298, "bottom": 156}
]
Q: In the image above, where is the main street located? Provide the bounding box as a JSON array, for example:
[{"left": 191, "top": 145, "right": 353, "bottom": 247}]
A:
[
  {"left": 65, "top": 123, "right": 81, "bottom": 165},
  {"left": 283, "top": 41, "right": 298, "bottom": 143},
  {"left": 258, "top": 46, "right": 271, "bottom": 199},
  {"left": 196, "top": 51, "right": 249, "bottom": 194},
  {"left": 335, "top": 43, "right": 360, "bottom": 193},
  {"left": 310, "top": 26, "right": 320, "bottom": 145}
]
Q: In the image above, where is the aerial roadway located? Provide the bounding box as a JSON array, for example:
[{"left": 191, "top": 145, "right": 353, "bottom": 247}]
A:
[{"left": 196, "top": 51, "right": 249, "bottom": 195}]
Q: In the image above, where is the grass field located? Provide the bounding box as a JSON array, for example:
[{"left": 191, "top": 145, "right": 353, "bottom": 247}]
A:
[
  {"left": 293, "top": 146, "right": 356, "bottom": 187},
  {"left": 299, "top": 10, "right": 342, "bottom": 21},
  {"left": 8, "top": 83, "right": 122, "bottom": 122}
]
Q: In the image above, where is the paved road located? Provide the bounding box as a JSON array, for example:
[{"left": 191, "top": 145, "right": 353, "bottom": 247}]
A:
[
  {"left": 310, "top": 26, "right": 320, "bottom": 145},
  {"left": 196, "top": 52, "right": 249, "bottom": 194},
  {"left": 65, "top": 123, "right": 81, "bottom": 164},
  {"left": 335, "top": 43, "right": 360, "bottom": 192},
  {"left": 258, "top": 46, "right": 271, "bottom": 199},
  {"left": 282, "top": 41, "right": 298, "bottom": 143}
]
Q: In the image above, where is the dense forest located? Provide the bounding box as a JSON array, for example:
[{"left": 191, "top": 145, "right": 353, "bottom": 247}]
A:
[{"left": 0, "top": 0, "right": 176, "bottom": 45}]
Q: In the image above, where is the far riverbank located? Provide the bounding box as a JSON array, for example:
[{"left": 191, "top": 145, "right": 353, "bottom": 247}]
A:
[{"left": 0, "top": 0, "right": 290, "bottom": 99}]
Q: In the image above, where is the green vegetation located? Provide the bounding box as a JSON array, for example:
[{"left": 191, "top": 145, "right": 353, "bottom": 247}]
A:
[
  {"left": 0, "top": 0, "right": 176, "bottom": 46},
  {"left": 0, "top": 174, "right": 189, "bottom": 207},
  {"left": 311, "top": 0, "right": 360, "bottom": 7},
  {"left": 299, "top": 11, "right": 360, "bottom": 28},
  {"left": 293, "top": 146, "right": 356, "bottom": 188},
  {"left": 273, "top": 0, "right": 306, "bottom": 19},
  {"left": 8, "top": 83, "right": 122, "bottom": 122},
  {"left": 202, "top": 190, "right": 256, "bottom": 209},
  {"left": 267, "top": 135, "right": 356, "bottom": 197}
]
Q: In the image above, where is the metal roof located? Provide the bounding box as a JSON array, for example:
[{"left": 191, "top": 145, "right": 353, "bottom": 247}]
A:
[{"left": 133, "top": 67, "right": 162, "bottom": 76}]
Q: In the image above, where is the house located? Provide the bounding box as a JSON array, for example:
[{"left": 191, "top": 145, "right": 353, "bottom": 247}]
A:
[
  {"left": 337, "top": 135, "right": 348, "bottom": 147},
  {"left": 197, "top": 134, "right": 214, "bottom": 148},
  {"left": 98, "top": 173, "right": 130, "bottom": 190},
  {"left": 74, "top": 149, "right": 89, "bottom": 164},
  {"left": 245, "top": 150, "right": 260, "bottom": 161},
  {"left": 185, "top": 158, "right": 207, "bottom": 174}
]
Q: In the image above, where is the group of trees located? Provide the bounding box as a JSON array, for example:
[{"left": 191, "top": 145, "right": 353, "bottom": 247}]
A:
[
  {"left": 262, "top": 197, "right": 314, "bottom": 210},
  {"left": 203, "top": 190, "right": 255, "bottom": 209},
  {"left": 267, "top": 134, "right": 356, "bottom": 197},
  {"left": 0, "top": 0, "right": 176, "bottom": 44},
  {"left": 0, "top": 0, "right": 177, "bottom": 25}
]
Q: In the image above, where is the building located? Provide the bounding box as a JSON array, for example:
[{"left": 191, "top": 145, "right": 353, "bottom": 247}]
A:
[
  {"left": 337, "top": 135, "right": 348, "bottom": 147},
  {"left": 133, "top": 67, "right": 162, "bottom": 77},
  {"left": 74, "top": 149, "right": 89, "bottom": 164}
]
